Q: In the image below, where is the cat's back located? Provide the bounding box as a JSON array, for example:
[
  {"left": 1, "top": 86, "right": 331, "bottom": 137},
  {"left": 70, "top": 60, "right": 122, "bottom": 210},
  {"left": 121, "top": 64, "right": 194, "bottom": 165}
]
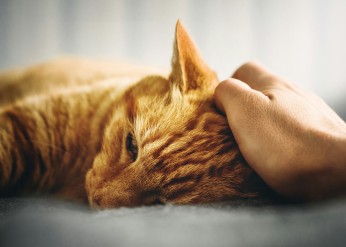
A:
[{"left": 0, "top": 57, "right": 168, "bottom": 106}]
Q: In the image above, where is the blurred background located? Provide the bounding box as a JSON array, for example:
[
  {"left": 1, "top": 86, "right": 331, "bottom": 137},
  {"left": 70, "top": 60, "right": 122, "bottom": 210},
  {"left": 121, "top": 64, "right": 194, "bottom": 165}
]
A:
[{"left": 0, "top": 0, "right": 345, "bottom": 116}]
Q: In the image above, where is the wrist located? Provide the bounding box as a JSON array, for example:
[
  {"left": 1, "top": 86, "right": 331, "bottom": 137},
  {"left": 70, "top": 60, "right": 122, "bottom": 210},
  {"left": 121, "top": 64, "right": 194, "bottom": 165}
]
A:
[
  {"left": 310, "top": 135, "right": 346, "bottom": 200},
  {"left": 333, "top": 136, "right": 346, "bottom": 184},
  {"left": 287, "top": 133, "right": 346, "bottom": 201}
]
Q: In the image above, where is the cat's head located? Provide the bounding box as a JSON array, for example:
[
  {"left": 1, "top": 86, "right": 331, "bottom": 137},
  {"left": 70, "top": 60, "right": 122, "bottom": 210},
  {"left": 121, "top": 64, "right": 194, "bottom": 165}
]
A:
[{"left": 86, "top": 21, "right": 272, "bottom": 208}]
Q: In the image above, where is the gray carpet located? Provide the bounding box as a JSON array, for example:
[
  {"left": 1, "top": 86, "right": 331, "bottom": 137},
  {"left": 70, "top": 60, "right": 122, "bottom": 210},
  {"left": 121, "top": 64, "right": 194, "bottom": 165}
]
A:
[{"left": 1, "top": 197, "right": 346, "bottom": 247}]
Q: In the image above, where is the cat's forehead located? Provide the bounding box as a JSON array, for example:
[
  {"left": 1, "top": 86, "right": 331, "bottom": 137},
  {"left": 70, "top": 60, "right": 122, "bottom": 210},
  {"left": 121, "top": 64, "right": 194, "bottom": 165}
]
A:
[
  {"left": 122, "top": 75, "right": 225, "bottom": 142},
  {"left": 135, "top": 91, "right": 223, "bottom": 141},
  {"left": 125, "top": 75, "right": 210, "bottom": 116}
]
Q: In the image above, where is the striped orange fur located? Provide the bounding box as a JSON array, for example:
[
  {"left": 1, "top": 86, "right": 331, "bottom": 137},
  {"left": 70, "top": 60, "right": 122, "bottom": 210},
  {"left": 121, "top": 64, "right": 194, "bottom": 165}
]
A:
[{"left": 0, "top": 21, "right": 275, "bottom": 208}]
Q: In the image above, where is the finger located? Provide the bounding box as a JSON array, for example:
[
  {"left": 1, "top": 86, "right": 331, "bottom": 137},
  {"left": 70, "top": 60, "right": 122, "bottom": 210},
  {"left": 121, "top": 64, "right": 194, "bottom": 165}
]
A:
[
  {"left": 214, "top": 78, "right": 267, "bottom": 113},
  {"left": 214, "top": 78, "right": 269, "bottom": 147},
  {"left": 232, "top": 61, "right": 281, "bottom": 91},
  {"left": 215, "top": 78, "right": 250, "bottom": 112}
]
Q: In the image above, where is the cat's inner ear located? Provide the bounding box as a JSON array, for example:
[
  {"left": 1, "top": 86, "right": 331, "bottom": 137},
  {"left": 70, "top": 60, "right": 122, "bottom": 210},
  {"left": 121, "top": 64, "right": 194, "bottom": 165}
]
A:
[{"left": 169, "top": 20, "right": 218, "bottom": 93}]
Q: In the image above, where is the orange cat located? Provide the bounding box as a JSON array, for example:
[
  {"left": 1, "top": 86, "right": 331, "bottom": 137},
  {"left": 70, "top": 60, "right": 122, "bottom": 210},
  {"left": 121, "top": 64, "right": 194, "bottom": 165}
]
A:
[{"left": 0, "top": 21, "right": 275, "bottom": 208}]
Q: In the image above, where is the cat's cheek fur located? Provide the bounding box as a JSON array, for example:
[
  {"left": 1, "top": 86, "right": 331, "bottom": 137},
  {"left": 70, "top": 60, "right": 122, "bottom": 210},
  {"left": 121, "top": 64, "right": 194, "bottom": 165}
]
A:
[{"left": 86, "top": 165, "right": 143, "bottom": 208}]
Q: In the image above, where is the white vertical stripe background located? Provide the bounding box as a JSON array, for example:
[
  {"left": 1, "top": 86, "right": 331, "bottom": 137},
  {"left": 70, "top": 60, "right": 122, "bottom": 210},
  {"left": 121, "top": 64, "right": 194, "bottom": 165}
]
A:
[{"left": 0, "top": 0, "right": 345, "bottom": 103}]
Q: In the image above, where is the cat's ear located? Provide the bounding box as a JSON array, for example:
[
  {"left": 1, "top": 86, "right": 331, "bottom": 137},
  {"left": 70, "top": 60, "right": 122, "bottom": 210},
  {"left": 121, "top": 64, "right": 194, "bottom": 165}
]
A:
[{"left": 169, "top": 20, "right": 218, "bottom": 93}]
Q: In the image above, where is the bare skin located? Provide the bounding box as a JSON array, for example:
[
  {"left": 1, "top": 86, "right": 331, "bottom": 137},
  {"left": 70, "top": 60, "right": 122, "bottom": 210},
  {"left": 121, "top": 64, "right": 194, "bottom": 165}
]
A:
[{"left": 214, "top": 61, "right": 346, "bottom": 201}]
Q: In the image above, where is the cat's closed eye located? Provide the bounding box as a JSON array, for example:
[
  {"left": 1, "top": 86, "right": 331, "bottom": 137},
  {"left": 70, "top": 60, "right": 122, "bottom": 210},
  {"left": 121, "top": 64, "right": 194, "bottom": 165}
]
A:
[{"left": 126, "top": 133, "right": 138, "bottom": 162}]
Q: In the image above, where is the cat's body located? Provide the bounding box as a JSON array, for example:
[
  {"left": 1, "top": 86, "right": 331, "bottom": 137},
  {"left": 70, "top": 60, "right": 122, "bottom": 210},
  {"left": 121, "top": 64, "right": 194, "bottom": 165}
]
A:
[
  {"left": 0, "top": 58, "right": 167, "bottom": 201},
  {"left": 0, "top": 21, "right": 276, "bottom": 208}
]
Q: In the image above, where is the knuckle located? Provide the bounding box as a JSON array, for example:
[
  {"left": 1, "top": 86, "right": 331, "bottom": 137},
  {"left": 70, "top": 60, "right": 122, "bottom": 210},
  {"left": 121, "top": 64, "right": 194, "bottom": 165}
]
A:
[{"left": 215, "top": 79, "right": 233, "bottom": 95}]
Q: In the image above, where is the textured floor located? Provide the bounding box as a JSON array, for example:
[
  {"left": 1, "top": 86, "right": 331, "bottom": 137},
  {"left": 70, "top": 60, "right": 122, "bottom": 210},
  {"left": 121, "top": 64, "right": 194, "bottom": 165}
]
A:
[{"left": 1, "top": 197, "right": 346, "bottom": 247}]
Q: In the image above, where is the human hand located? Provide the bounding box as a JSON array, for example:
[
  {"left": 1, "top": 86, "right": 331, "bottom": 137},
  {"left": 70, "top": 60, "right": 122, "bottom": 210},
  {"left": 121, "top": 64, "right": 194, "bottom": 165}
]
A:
[{"left": 214, "top": 62, "right": 346, "bottom": 201}]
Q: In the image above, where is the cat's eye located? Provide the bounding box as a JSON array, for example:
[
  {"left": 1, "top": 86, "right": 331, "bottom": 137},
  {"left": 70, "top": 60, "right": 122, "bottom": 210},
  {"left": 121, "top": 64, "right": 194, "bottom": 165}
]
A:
[{"left": 126, "top": 133, "right": 138, "bottom": 162}]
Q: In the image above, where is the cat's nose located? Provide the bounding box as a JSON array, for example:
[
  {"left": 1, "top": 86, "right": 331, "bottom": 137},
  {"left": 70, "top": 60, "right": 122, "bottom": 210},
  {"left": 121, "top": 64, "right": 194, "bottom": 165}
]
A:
[{"left": 89, "top": 191, "right": 102, "bottom": 209}]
